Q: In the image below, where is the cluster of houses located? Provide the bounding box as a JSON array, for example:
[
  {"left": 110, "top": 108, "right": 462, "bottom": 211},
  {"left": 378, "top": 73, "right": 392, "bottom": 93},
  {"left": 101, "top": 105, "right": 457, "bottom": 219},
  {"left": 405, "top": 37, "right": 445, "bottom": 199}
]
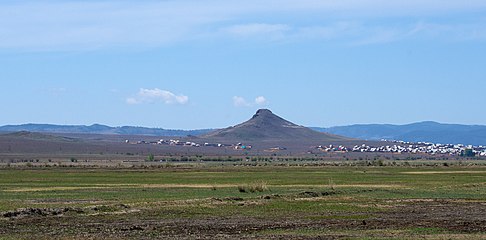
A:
[
  {"left": 265, "top": 147, "right": 288, "bottom": 152},
  {"left": 233, "top": 143, "right": 252, "bottom": 150},
  {"left": 317, "top": 145, "right": 348, "bottom": 152},
  {"left": 127, "top": 139, "right": 252, "bottom": 150},
  {"left": 127, "top": 138, "right": 486, "bottom": 157},
  {"left": 318, "top": 141, "right": 486, "bottom": 156},
  {"left": 128, "top": 139, "right": 202, "bottom": 147},
  {"left": 202, "top": 142, "right": 227, "bottom": 147}
]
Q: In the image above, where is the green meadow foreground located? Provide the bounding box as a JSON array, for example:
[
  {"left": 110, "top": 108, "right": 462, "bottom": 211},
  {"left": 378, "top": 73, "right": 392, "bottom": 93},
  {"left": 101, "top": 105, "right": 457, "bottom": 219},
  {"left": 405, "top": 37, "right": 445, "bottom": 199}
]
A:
[{"left": 0, "top": 163, "right": 485, "bottom": 239}]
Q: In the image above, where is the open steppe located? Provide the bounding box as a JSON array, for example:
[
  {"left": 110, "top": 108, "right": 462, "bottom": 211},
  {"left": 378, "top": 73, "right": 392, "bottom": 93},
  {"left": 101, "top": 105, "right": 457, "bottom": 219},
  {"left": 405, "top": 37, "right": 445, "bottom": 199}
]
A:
[
  {"left": 1, "top": 163, "right": 485, "bottom": 239},
  {"left": 1, "top": 110, "right": 485, "bottom": 239}
]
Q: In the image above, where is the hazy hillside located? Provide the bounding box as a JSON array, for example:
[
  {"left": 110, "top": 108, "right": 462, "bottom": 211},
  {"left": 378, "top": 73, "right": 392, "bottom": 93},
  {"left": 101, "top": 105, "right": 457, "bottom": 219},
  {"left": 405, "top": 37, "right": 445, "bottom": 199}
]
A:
[
  {"left": 314, "top": 121, "right": 486, "bottom": 146},
  {"left": 3, "top": 120, "right": 486, "bottom": 146},
  {"left": 0, "top": 124, "right": 213, "bottom": 137},
  {"left": 0, "top": 131, "right": 79, "bottom": 142}
]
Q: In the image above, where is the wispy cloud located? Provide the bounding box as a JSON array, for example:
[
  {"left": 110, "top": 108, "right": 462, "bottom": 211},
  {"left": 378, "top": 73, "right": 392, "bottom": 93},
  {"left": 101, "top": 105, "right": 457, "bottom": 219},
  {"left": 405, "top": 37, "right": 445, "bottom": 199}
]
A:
[
  {"left": 0, "top": 1, "right": 227, "bottom": 50},
  {"left": 233, "top": 96, "right": 268, "bottom": 107},
  {"left": 223, "top": 23, "right": 290, "bottom": 40},
  {"left": 0, "top": 1, "right": 485, "bottom": 50},
  {"left": 349, "top": 21, "right": 486, "bottom": 45},
  {"left": 44, "top": 87, "right": 67, "bottom": 96},
  {"left": 127, "top": 88, "right": 189, "bottom": 105}
]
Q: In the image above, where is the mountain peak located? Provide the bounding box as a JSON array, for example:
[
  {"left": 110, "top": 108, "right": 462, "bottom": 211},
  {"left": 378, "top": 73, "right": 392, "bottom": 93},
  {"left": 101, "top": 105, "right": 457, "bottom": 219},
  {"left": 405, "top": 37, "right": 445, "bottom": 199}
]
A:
[
  {"left": 255, "top": 108, "right": 272, "bottom": 115},
  {"left": 203, "top": 109, "right": 349, "bottom": 141},
  {"left": 251, "top": 109, "right": 274, "bottom": 119}
]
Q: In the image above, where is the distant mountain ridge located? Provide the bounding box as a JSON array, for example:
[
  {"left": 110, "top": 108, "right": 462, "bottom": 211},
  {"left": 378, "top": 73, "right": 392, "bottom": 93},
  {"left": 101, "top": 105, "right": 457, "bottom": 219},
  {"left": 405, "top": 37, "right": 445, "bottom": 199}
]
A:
[
  {"left": 2, "top": 120, "right": 486, "bottom": 146},
  {"left": 0, "top": 123, "right": 213, "bottom": 137},
  {"left": 313, "top": 121, "right": 486, "bottom": 146}
]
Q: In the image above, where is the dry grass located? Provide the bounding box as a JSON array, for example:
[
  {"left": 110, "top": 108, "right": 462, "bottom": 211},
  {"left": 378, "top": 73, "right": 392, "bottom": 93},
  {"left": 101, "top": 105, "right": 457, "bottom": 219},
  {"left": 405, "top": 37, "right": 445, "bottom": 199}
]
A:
[
  {"left": 403, "top": 171, "right": 486, "bottom": 174},
  {"left": 238, "top": 181, "right": 269, "bottom": 193},
  {"left": 4, "top": 183, "right": 406, "bottom": 193}
]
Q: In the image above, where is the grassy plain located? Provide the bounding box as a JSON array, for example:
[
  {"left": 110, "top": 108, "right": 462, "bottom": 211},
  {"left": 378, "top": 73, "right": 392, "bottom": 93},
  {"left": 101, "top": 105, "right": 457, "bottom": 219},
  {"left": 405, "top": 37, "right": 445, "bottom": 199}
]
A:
[{"left": 0, "top": 163, "right": 485, "bottom": 239}]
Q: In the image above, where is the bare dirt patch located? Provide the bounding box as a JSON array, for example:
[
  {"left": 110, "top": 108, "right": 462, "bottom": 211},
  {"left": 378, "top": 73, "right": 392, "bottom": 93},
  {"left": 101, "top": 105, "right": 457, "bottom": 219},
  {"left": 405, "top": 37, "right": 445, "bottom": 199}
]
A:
[
  {"left": 1, "top": 199, "right": 484, "bottom": 239},
  {"left": 2, "top": 207, "right": 84, "bottom": 219}
]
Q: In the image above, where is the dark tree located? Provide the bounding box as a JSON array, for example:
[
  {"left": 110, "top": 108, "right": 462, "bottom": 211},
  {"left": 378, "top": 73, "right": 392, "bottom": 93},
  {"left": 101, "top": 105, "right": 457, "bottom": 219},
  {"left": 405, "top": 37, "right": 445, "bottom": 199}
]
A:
[{"left": 462, "top": 149, "right": 475, "bottom": 157}]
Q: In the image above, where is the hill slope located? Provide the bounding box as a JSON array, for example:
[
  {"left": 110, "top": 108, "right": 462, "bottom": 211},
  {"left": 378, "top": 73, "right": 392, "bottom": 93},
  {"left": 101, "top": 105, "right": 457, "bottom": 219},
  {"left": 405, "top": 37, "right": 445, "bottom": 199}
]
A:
[
  {"left": 314, "top": 121, "right": 486, "bottom": 146},
  {"left": 203, "top": 109, "right": 348, "bottom": 141},
  {"left": 0, "top": 124, "right": 212, "bottom": 137},
  {"left": 0, "top": 131, "right": 78, "bottom": 142}
]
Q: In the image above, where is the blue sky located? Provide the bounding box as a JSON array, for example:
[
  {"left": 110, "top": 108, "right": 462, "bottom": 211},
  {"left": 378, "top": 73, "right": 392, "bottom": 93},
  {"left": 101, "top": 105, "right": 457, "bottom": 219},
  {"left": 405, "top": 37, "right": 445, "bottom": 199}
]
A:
[{"left": 1, "top": 0, "right": 486, "bottom": 129}]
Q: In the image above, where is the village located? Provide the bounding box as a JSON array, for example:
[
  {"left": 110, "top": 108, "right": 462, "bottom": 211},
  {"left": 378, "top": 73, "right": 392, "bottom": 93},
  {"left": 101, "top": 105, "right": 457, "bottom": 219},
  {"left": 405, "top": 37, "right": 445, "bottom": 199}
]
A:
[
  {"left": 317, "top": 140, "right": 486, "bottom": 157},
  {"left": 128, "top": 138, "right": 486, "bottom": 157},
  {"left": 127, "top": 139, "right": 252, "bottom": 150}
]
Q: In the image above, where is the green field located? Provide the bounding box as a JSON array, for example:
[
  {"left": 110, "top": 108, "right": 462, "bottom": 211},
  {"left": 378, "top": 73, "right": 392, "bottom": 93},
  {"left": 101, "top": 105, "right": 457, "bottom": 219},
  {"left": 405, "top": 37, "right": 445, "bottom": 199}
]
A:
[{"left": 1, "top": 164, "right": 485, "bottom": 239}]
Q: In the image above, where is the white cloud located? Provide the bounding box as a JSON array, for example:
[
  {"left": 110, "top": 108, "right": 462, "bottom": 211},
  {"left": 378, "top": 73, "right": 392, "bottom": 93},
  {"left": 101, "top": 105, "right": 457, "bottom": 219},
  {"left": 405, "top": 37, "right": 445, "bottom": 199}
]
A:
[
  {"left": 126, "top": 97, "right": 139, "bottom": 105},
  {"left": 255, "top": 96, "right": 268, "bottom": 105},
  {"left": 233, "top": 96, "right": 251, "bottom": 107},
  {"left": 233, "top": 96, "right": 268, "bottom": 107},
  {"left": 127, "top": 88, "right": 189, "bottom": 105}
]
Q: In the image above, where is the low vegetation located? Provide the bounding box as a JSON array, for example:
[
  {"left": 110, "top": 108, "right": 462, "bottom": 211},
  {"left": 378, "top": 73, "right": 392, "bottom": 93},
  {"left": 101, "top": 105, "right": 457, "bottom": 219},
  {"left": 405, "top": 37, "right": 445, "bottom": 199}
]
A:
[
  {"left": 0, "top": 163, "right": 485, "bottom": 239},
  {"left": 238, "top": 181, "right": 268, "bottom": 193}
]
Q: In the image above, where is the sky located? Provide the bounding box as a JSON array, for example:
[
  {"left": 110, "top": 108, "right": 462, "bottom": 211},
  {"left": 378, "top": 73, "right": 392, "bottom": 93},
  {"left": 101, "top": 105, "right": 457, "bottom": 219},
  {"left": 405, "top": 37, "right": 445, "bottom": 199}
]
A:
[{"left": 1, "top": 0, "right": 486, "bottom": 129}]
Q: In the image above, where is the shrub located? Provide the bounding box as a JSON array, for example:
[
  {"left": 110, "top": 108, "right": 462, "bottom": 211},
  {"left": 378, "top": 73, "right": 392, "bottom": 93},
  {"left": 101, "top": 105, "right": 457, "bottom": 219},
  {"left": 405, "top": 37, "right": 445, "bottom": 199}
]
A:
[
  {"left": 328, "top": 178, "right": 335, "bottom": 190},
  {"left": 238, "top": 181, "right": 268, "bottom": 193},
  {"left": 238, "top": 185, "right": 246, "bottom": 193}
]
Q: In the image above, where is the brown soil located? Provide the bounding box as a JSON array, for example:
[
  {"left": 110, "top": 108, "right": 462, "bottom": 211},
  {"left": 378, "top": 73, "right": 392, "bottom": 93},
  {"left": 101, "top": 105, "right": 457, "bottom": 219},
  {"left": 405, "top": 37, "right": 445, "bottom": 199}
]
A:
[{"left": 1, "top": 200, "right": 485, "bottom": 239}]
